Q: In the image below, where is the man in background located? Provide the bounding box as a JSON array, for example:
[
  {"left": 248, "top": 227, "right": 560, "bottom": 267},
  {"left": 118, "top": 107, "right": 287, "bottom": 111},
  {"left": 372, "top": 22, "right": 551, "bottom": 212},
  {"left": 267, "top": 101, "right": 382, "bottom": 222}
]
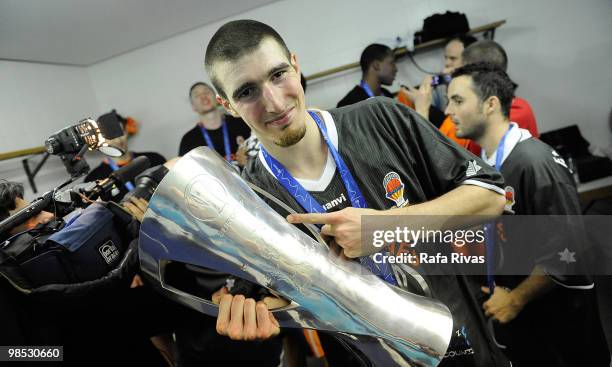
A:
[
  {"left": 446, "top": 62, "right": 609, "bottom": 366},
  {"left": 443, "top": 40, "right": 539, "bottom": 153},
  {"left": 337, "top": 43, "right": 397, "bottom": 107},
  {"left": 179, "top": 82, "right": 250, "bottom": 167}
]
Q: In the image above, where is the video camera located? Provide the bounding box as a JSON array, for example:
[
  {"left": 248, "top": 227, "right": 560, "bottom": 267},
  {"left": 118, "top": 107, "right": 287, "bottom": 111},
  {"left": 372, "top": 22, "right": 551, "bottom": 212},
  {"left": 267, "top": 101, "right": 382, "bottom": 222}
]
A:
[
  {"left": 45, "top": 114, "right": 125, "bottom": 178},
  {"left": 0, "top": 157, "right": 170, "bottom": 295}
]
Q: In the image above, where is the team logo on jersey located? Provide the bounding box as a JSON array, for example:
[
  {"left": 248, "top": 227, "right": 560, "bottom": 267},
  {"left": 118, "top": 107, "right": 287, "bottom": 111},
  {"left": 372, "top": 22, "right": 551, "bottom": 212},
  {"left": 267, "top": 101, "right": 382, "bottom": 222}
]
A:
[
  {"left": 504, "top": 186, "right": 516, "bottom": 214},
  {"left": 383, "top": 172, "right": 408, "bottom": 207},
  {"left": 552, "top": 150, "right": 568, "bottom": 168},
  {"left": 465, "top": 160, "right": 482, "bottom": 177}
]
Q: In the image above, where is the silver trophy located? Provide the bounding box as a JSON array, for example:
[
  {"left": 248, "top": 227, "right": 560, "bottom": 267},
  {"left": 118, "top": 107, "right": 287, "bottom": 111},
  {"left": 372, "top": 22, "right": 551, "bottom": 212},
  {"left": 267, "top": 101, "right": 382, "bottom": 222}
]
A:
[{"left": 139, "top": 147, "right": 453, "bottom": 367}]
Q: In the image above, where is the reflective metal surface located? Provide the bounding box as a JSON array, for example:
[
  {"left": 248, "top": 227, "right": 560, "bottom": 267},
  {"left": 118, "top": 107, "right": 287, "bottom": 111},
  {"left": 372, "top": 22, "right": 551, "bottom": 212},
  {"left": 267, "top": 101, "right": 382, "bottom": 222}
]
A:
[{"left": 140, "top": 147, "right": 453, "bottom": 367}]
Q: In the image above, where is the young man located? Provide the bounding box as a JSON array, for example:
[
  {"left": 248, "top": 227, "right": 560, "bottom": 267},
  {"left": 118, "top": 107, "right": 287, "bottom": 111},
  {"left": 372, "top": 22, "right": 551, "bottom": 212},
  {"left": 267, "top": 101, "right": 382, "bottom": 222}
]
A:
[
  {"left": 439, "top": 40, "right": 539, "bottom": 154},
  {"left": 179, "top": 82, "right": 251, "bottom": 167},
  {"left": 337, "top": 43, "right": 397, "bottom": 107},
  {"left": 446, "top": 62, "right": 610, "bottom": 366},
  {"left": 205, "top": 19, "right": 509, "bottom": 366}
]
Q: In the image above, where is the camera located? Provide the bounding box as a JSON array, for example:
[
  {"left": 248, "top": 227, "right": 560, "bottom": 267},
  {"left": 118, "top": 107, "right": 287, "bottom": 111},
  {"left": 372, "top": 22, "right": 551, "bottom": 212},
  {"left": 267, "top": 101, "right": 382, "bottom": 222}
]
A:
[{"left": 45, "top": 116, "right": 124, "bottom": 178}]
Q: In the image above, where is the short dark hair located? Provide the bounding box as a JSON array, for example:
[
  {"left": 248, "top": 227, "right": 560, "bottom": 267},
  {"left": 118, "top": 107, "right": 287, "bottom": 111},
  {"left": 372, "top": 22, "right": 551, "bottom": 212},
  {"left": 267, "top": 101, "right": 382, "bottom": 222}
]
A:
[
  {"left": 189, "top": 81, "right": 214, "bottom": 100},
  {"left": 360, "top": 44, "right": 393, "bottom": 74},
  {"left": 446, "top": 34, "right": 478, "bottom": 49},
  {"left": 205, "top": 20, "right": 291, "bottom": 99},
  {"left": 0, "top": 180, "right": 24, "bottom": 222},
  {"left": 452, "top": 62, "right": 515, "bottom": 118},
  {"left": 462, "top": 40, "right": 508, "bottom": 71}
]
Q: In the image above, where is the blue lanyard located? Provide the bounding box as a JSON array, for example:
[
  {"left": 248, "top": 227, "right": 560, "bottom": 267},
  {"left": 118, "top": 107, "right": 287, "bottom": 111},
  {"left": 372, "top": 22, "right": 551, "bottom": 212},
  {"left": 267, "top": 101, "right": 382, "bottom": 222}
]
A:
[
  {"left": 200, "top": 120, "right": 232, "bottom": 162},
  {"left": 260, "top": 111, "right": 396, "bottom": 285},
  {"left": 107, "top": 158, "right": 134, "bottom": 191},
  {"left": 360, "top": 80, "right": 375, "bottom": 98},
  {"left": 485, "top": 124, "right": 514, "bottom": 293}
]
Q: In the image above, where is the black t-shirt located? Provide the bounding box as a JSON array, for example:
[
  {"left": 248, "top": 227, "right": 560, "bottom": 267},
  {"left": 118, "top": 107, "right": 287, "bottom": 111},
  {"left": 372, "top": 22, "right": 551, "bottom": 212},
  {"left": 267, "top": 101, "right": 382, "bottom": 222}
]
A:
[
  {"left": 337, "top": 85, "right": 447, "bottom": 127},
  {"left": 83, "top": 151, "right": 166, "bottom": 201},
  {"left": 179, "top": 115, "right": 251, "bottom": 157},
  {"left": 243, "top": 97, "right": 510, "bottom": 367}
]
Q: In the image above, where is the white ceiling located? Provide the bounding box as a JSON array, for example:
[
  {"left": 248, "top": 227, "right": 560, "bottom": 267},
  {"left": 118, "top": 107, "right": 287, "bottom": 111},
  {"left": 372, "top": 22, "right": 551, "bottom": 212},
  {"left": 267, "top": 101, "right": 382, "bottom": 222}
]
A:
[{"left": 0, "top": 0, "right": 279, "bottom": 66}]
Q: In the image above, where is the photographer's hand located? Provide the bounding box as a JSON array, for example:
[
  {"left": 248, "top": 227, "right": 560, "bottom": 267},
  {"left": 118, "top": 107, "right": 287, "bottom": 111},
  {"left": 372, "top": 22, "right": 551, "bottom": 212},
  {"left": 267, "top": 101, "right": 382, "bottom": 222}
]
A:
[{"left": 122, "top": 197, "right": 149, "bottom": 222}]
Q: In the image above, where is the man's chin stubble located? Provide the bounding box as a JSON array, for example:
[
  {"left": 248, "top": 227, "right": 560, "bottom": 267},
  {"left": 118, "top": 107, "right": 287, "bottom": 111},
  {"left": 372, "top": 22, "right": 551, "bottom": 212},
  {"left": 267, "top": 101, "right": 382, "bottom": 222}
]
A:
[{"left": 274, "top": 124, "right": 307, "bottom": 147}]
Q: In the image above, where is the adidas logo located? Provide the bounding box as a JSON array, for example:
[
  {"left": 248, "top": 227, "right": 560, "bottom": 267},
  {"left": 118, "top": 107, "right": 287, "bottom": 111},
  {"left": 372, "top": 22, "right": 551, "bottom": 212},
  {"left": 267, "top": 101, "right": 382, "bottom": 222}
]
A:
[{"left": 465, "top": 160, "right": 482, "bottom": 177}]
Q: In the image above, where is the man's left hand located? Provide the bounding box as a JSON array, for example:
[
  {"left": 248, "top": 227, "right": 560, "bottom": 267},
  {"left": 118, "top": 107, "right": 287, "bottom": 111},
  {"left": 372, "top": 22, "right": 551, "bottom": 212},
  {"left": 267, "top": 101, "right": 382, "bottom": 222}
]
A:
[
  {"left": 287, "top": 207, "right": 381, "bottom": 258},
  {"left": 481, "top": 286, "right": 525, "bottom": 324}
]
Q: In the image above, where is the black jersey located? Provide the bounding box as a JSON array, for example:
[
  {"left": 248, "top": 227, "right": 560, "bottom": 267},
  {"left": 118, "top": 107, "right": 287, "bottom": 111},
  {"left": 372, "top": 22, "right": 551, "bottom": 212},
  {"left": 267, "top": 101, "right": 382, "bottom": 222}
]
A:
[
  {"left": 485, "top": 127, "right": 610, "bottom": 366},
  {"left": 336, "top": 85, "right": 394, "bottom": 108},
  {"left": 243, "top": 97, "right": 509, "bottom": 366}
]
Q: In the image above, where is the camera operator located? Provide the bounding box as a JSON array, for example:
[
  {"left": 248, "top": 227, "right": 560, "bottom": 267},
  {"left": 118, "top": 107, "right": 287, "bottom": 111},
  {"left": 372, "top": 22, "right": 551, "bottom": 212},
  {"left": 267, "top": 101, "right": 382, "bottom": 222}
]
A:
[
  {"left": 84, "top": 110, "right": 166, "bottom": 201},
  {"left": 0, "top": 179, "right": 175, "bottom": 366}
]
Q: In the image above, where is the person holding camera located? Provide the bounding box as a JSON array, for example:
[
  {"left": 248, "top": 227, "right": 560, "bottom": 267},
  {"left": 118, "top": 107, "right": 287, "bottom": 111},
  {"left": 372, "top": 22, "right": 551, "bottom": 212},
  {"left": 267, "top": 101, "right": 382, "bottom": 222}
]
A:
[{"left": 0, "top": 179, "right": 174, "bottom": 366}]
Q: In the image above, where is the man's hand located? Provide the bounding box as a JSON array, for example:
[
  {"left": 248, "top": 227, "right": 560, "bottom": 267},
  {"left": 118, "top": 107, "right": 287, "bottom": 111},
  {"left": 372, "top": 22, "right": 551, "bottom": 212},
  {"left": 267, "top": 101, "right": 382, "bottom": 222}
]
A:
[
  {"left": 212, "top": 287, "right": 285, "bottom": 341},
  {"left": 122, "top": 197, "right": 149, "bottom": 222},
  {"left": 481, "top": 286, "right": 526, "bottom": 324},
  {"left": 235, "top": 136, "right": 248, "bottom": 167},
  {"left": 400, "top": 76, "right": 433, "bottom": 120},
  {"left": 287, "top": 207, "right": 381, "bottom": 258}
]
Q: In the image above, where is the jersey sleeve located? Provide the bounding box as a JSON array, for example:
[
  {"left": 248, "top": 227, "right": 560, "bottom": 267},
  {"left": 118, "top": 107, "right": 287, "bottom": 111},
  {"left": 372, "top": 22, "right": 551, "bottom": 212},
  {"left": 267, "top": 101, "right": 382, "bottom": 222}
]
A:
[{"left": 375, "top": 98, "right": 505, "bottom": 197}]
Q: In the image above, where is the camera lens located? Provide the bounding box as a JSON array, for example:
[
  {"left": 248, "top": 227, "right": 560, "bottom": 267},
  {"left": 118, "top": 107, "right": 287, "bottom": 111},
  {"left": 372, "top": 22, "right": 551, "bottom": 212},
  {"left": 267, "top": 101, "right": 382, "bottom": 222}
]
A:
[{"left": 45, "top": 137, "right": 61, "bottom": 154}]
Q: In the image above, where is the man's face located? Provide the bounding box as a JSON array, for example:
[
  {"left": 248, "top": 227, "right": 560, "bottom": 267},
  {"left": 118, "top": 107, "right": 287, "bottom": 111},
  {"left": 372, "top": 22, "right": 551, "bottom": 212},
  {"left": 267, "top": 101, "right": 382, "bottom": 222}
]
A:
[
  {"left": 444, "top": 40, "right": 464, "bottom": 74},
  {"left": 214, "top": 38, "right": 307, "bottom": 148},
  {"left": 378, "top": 55, "right": 398, "bottom": 85},
  {"left": 191, "top": 84, "right": 218, "bottom": 114},
  {"left": 9, "top": 197, "right": 54, "bottom": 235},
  {"left": 445, "top": 75, "right": 487, "bottom": 140}
]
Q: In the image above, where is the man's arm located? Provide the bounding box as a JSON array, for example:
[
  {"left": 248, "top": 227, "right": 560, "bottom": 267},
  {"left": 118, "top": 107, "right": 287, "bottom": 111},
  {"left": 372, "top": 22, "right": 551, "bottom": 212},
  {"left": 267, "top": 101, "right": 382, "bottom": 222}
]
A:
[
  {"left": 482, "top": 265, "right": 555, "bottom": 324},
  {"left": 288, "top": 185, "right": 504, "bottom": 258}
]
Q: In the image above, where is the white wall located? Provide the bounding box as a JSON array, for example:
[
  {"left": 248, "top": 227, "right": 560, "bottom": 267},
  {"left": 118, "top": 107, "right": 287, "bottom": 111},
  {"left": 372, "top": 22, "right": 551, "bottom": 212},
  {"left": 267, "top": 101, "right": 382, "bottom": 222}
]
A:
[
  {"left": 88, "top": 0, "right": 612, "bottom": 159},
  {"left": 0, "top": 60, "right": 101, "bottom": 198},
  {"left": 3, "top": 0, "right": 612, "bottom": 198}
]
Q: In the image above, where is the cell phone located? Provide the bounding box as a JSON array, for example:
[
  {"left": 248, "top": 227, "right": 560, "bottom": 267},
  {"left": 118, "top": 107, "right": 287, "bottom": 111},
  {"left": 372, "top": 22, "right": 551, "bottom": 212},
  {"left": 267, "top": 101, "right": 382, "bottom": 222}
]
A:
[{"left": 431, "top": 74, "right": 452, "bottom": 87}]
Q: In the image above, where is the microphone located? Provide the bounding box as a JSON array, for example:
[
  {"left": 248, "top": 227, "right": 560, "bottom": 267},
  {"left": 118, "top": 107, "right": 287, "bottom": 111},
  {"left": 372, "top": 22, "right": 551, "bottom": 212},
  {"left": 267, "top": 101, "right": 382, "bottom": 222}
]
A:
[
  {"left": 0, "top": 192, "right": 54, "bottom": 236},
  {"left": 0, "top": 157, "right": 151, "bottom": 238}
]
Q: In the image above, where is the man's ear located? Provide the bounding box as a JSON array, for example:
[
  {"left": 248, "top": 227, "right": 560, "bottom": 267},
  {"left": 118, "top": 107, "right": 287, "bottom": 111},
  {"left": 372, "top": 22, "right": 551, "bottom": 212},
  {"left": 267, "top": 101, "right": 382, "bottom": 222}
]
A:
[
  {"left": 372, "top": 60, "right": 381, "bottom": 72},
  {"left": 485, "top": 96, "right": 501, "bottom": 115},
  {"left": 290, "top": 53, "right": 301, "bottom": 75},
  {"left": 217, "top": 95, "right": 240, "bottom": 117}
]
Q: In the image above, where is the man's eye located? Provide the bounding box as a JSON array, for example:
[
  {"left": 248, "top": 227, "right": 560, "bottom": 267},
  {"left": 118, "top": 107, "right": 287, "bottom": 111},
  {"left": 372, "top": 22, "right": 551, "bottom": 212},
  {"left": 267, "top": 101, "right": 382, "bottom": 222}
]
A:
[
  {"left": 238, "top": 88, "right": 255, "bottom": 99},
  {"left": 272, "top": 70, "right": 287, "bottom": 81}
]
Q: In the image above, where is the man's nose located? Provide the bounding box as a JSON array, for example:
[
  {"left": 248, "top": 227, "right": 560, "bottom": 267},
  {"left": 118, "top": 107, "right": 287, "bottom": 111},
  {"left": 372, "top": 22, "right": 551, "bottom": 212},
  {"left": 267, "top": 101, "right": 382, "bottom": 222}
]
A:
[{"left": 261, "top": 84, "right": 284, "bottom": 113}]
